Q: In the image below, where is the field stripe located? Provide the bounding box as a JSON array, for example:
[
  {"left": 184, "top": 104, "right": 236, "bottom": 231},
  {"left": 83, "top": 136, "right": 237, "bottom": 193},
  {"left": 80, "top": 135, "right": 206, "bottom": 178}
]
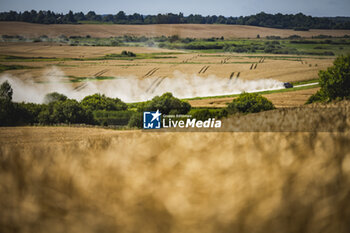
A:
[{"left": 146, "top": 77, "right": 161, "bottom": 93}]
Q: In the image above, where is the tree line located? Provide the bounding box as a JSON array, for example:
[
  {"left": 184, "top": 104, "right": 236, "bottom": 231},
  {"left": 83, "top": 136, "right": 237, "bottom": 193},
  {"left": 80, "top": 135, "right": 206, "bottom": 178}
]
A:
[
  {"left": 0, "top": 81, "right": 276, "bottom": 128},
  {"left": 1, "top": 10, "right": 350, "bottom": 29}
]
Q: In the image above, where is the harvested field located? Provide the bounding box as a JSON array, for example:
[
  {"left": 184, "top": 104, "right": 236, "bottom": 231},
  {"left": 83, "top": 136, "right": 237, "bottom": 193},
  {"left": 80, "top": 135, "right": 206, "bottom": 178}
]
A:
[
  {"left": 188, "top": 87, "right": 320, "bottom": 108},
  {"left": 0, "top": 40, "right": 335, "bottom": 106},
  {"left": 0, "top": 42, "right": 330, "bottom": 105},
  {"left": 0, "top": 42, "right": 175, "bottom": 58},
  {"left": 0, "top": 43, "right": 333, "bottom": 82},
  {"left": 2, "top": 22, "right": 350, "bottom": 38}
]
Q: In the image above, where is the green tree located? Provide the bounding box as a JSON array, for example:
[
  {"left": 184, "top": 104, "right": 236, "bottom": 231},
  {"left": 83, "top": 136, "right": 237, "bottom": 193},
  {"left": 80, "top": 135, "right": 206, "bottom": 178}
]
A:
[
  {"left": 80, "top": 93, "right": 127, "bottom": 112},
  {"left": 227, "top": 92, "right": 275, "bottom": 114},
  {"left": 38, "top": 106, "right": 52, "bottom": 124},
  {"left": 128, "top": 112, "right": 143, "bottom": 128},
  {"left": 44, "top": 99, "right": 93, "bottom": 124},
  {"left": 0, "top": 80, "right": 13, "bottom": 101},
  {"left": 0, "top": 81, "right": 40, "bottom": 126},
  {"left": 0, "top": 100, "right": 34, "bottom": 126},
  {"left": 140, "top": 92, "right": 191, "bottom": 115},
  {"left": 307, "top": 54, "right": 350, "bottom": 103},
  {"left": 44, "top": 92, "right": 68, "bottom": 104},
  {"left": 18, "top": 102, "right": 43, "bottom": 124},
  {"left": 51, "top": 99, "right": 87, "bottom": 123},
  {"left": 0, "top": 99, "right": 15, "bottom": 125}
]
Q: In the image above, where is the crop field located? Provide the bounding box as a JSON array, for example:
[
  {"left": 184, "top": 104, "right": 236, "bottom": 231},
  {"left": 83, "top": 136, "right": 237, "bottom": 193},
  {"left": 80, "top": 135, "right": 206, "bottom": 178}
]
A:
[
  {"left": 2, "top": 22, "right": 349, "bottom": 106},
  {"left": 2, "top": 22, "right": 350, "bottom": 38},
  {"left": 188, "top": 87, "right": 321, "bottom": 108},
  {"left": 1, "top": 99, "right": 350, "bottom": 233},
  {"left": 0, "top": 39, "right": 339, "bottom": 105},
  {"left": 0, "top": 46, "right": 332, "bottom": 82},
  {"left": 1, "top": 19, "right": 350, "bottom": 233}
]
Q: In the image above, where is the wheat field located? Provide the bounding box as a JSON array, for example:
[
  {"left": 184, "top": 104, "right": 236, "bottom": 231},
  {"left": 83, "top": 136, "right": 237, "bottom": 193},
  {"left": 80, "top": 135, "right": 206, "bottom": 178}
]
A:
[
  {"left": 1, "top": 101, "right": 350, "bottom": 233},
  {"left": 2, "top": 22, "right": 350, "bottom": 38}
]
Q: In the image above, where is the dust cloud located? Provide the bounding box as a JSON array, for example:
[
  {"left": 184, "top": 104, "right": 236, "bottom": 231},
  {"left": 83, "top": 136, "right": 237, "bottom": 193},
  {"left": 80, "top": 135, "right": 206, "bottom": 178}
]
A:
[{"left": 0, "top": 67, "right": 284, "bottom": 103}]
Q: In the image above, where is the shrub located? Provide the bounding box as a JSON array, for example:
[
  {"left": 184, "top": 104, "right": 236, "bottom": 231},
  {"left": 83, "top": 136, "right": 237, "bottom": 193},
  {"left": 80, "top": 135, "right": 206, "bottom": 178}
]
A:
[
  {"left": 51, "top": 99, "right": 93, "bottom": 124},
  {"left": 191, "top": 109, "right": 228, "bottom": 121},
  {"left": 80, "top": 93, "right": 127, "bottom": 112},
  {"left": 140, "top": 92, "right": 191, "bottom": 115},
  {"left": 227, "top": 93, "right": 275, "bottom": 114},
  {"left": 121, "top": 50, "right": 136, "bottom": 57},
  {"left": 0, "top": 98, "right": 41, "bottom": 126},
  {"left": 293, "top": 27, "right": 309, "bottom": 31},
  {"left": 169, "top": 35, "right": 180, "bottom": 43},
  {"left": 18, "top": 102, "right": 44, "bottom": 124},
  {"left": 288, "top": 35, "right": 301, "bottom": 39},
  {"left": 44, "top": 92, "right": 68, "bottom": 104},
  {"left": 128, "top": 112, "right": 143, "bottom": 128},
  {"left": 266, "top": 36, "right": 281, "bottom": 40},
  {"left": 0, "top": 99, "right": 16, "bottom": 126},
  {"left": 306, "top": 89, "right": 327, "bottom": 104},
  {"left": 94, "top": 110, "right": 134, "bottom": 126}
]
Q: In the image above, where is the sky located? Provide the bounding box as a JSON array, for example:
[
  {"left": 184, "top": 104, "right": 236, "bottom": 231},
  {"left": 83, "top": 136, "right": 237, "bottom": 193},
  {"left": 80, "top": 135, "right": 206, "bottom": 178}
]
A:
[{"left": 0, "top": 0, "right": 349, "bottom": 17}]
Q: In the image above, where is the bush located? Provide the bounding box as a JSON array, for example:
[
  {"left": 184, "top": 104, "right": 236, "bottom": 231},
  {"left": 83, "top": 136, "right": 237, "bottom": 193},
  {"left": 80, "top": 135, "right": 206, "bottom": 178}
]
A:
[
  {"left": 121, "top": 50, "right": 136, "bottom": 57},
  {"left": 306, "top": 89, "right": 328, "bottom": 104},
  {"left": 18, "top": 102, "right": 44, "bottom": 124},
  {"left": 191, "top": 109, "right": 228, "bottom": 121},
  {"left": 128, "top": 112, "right": 143, "bottom": 128},
  {"left": 0, "top": 99, "right": 41, "bottom": 126},
  {"left": 94, "top": 110, "right": 134, "bottom": 126},
  {"left": 44, "top": 92, "right": 68, "bottom": 103},
  {"left": 293, "top": 27, "right": 310, "bottom": 31},
  {"left": 50, "top": 99, "right": 93, "bottom": 124},
  {"left": 0, "top": 99, "right": 16, "bottom": 126},
  {"left": 140, "top": 92, "right": 191, "bottom": 115},
  {"left": 288, "top": 35, "right": 301, "bottom": 39},
  {"left": 307, "top": 54, "right": 350, "bottom": 103},
  {"left": 80, "top": 93, "right": 127, "bottom": 112},
  {"left": 227, "top": 93, "right": 275, "bottom": 114}
]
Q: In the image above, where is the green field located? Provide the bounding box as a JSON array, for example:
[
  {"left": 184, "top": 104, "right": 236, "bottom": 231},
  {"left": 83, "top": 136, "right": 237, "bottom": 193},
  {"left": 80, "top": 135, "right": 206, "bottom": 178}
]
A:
[{"left": 2, "top": 34, "right": 350, "bottom": 56}]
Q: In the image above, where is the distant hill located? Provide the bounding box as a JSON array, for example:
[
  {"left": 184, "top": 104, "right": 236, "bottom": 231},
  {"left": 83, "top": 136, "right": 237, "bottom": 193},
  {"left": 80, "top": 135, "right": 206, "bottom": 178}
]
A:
[{"left": 0, "top": 10, "right": 350, "bottom": 29}]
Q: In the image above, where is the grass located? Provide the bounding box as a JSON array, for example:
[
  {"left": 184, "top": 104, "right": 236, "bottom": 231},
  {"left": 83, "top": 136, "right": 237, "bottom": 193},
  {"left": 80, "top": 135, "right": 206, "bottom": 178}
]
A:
[
  {"left": 183, "top": 83, "right": 320, "bottom": 101},
  {"left": 78, "top": 20, "right": 114, "bottom": 25},
  {"left": 0, "top": 63, "right": 36, "bottom": 72},
  {"left": 291, "top": 78, "right": 319, "bottom": 86},
  {"left": 2, "top": 35, "right": 350, "bottom": 56},
  {"left": 0, "top": 52, "right": 179, "bottom": 63}
]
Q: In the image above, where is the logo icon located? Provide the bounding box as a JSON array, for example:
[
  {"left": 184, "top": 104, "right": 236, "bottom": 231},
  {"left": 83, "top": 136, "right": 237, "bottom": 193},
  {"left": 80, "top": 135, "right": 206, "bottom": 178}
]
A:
[{"left": 143, "top": 110, "right": 161, "bottom": 129}]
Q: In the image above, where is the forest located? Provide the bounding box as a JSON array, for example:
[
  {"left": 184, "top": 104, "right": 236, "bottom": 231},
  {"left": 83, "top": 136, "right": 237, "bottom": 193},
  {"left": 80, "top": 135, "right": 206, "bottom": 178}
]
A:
[{"left": 1, "top": 10, "right": 350, "bottom": 29}]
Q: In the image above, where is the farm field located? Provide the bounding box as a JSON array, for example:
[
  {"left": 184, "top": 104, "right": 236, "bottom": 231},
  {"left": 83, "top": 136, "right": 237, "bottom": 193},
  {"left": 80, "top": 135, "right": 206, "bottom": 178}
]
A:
[
  {"left": 0, "top": 41, "right": 333, "bottom": 105},
  {"left": 2, "top": 22, "right": 350, "bottom": 38},
  {"left": 1, "top": 99, "right": 350, "bottom": 232},
  {"left": 0, "top": 45, "right": 331, "bottom": 82},
  {"left": 188, "top": 87, "right": 320, "bottom": 108},
  {"left": 1, "top": 22, "right": 350, "bottom": 106},
  {"left": 1, "top": 18, "right": 350, "bottom": 233}
]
